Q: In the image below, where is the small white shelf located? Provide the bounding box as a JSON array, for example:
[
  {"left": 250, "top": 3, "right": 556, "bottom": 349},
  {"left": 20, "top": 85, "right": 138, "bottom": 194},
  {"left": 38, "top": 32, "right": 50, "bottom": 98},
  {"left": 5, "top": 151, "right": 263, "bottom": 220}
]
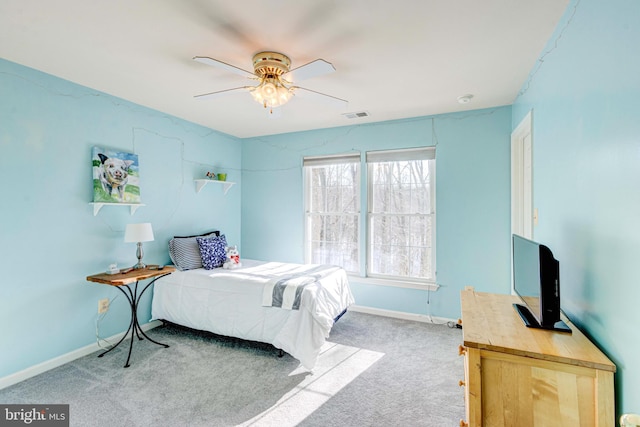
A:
[
  {"left": 90, "top": 202, "right": 145, "bottom": 216},
  {"left": 194, "top": 179, "right": 236, "bottom": 195}
]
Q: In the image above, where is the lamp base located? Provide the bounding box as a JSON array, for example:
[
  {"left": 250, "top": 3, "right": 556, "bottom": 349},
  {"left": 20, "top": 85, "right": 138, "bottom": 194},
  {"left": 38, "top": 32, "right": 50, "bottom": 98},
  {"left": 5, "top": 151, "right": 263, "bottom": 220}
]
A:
[{"left": 133, "top": 242, "right": 146, "bottom": 269}]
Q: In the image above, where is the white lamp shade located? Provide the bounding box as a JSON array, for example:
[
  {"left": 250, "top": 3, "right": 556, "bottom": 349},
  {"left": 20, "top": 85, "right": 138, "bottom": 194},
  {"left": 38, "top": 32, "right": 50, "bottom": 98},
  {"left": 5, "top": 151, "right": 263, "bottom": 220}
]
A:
[{"left": 124, "top": 223, "right": 154, "bottom": 243}]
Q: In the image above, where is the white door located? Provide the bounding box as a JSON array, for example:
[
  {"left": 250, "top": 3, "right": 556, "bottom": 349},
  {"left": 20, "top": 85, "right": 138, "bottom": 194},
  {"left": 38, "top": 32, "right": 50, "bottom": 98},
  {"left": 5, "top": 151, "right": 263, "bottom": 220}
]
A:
[
  {"left": 511, "top": 111, "right": 533, "bottom": 239},
  {"left": 511, "top": 111, "right": 533, "bottom": 293}
]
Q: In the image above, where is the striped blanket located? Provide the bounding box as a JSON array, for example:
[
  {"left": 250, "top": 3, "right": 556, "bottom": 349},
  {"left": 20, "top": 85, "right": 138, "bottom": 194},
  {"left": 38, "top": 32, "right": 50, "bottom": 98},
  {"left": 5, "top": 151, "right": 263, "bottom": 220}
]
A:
[{"left": 262, "top": 264, "right": 341, "bottom": 310}]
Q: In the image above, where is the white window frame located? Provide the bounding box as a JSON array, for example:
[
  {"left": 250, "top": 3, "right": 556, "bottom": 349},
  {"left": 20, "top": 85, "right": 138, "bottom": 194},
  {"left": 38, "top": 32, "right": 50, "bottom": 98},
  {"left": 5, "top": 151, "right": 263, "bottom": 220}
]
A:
[
  {"left": 303, "top": 153, "right": 361, "bottom": 274},
  {"left": 365, "top": 147, "right": 436, "bottom": 287},
  {"left": 303, "top": 148, "right": 437, "bottom": 290}
]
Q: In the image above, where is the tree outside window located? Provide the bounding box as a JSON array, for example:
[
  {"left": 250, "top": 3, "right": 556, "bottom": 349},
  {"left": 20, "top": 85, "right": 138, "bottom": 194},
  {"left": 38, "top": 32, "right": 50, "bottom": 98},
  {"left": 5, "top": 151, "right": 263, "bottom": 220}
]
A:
[{"left": 304, "top": 147, "right": 435, "bottom": 284}]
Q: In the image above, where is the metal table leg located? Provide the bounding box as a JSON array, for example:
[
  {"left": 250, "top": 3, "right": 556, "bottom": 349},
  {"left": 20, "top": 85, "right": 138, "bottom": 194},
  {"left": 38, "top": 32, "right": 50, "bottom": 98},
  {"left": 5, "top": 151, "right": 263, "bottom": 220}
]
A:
[{"left": 97, "top": 273, "right": 170, "bottom": 367}]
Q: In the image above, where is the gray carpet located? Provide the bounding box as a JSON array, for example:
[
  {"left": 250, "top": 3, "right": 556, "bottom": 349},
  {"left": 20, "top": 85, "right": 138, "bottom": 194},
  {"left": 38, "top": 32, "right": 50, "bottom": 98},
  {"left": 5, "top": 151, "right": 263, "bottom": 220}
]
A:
[{"left": 0, "top": 312, "right": 464, "bottom": 426}]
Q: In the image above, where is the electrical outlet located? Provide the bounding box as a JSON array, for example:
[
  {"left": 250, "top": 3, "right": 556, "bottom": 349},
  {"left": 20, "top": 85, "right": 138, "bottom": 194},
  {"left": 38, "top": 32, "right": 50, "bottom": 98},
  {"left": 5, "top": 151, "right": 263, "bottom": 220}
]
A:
[{"left": 98, "top": 298, "right": 109, "bottom": 314}]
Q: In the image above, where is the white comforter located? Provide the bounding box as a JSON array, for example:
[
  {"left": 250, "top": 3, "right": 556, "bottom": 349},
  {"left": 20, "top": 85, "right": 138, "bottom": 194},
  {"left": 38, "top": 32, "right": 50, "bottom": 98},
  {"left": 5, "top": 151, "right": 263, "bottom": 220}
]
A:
[{"left": 151, "top": 259, "right": 354, "bottom": 369}]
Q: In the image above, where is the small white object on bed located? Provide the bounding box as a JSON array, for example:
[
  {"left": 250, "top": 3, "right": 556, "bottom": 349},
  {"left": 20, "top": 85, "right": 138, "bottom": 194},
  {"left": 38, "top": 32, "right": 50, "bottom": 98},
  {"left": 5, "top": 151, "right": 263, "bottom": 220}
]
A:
[{"left": 151, "top": 259, "right": 355, "bottom": 369}]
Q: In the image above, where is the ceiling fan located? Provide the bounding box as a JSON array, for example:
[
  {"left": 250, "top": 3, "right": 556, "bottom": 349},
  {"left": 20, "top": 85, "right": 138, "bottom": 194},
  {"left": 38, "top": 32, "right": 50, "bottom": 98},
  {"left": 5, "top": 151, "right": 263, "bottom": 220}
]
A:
[{"left": 193, "top": 51, "right": 348, "bottom": 113}]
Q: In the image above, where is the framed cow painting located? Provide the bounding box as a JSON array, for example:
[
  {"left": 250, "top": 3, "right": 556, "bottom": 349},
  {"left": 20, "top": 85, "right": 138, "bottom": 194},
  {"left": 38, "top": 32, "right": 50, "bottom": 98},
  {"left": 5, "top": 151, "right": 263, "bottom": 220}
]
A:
[{"left": 92, "top": 146, "right": 141, "bottom": 203}]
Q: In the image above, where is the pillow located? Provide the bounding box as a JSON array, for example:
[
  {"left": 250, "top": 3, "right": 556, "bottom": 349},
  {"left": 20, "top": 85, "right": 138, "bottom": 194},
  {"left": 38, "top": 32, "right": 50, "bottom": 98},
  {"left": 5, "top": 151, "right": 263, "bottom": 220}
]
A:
[
  {"left": 168, "top": 231, "right": 220, "bottom": 271},
  {"left": 196, "top": 234, "right": 227, "bottom": 270}
]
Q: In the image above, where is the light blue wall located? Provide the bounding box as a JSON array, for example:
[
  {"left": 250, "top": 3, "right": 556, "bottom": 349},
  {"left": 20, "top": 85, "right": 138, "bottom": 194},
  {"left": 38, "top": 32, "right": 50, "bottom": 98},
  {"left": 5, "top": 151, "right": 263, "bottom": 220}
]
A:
[
  {"left": 512, "top": 0, "right": 640, "bottom": 415},
  {"left": 241, "top": 107, "right": 513, "bottom": 320},
  {"left": 1, "top": 56, "right": 511, "bottom": 383},
  {"left": 0, "top": 59, "right": 242, "bottom": 379}
]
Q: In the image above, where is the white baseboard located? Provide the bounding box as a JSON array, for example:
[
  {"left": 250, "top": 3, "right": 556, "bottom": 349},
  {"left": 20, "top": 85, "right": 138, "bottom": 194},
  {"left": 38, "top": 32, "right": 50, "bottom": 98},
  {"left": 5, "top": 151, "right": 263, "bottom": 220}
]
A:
[
  {"left": 349, "top": 305, "right": 456, "bottom": 325},
  {"left": 0, "top": 320, "right": 162, "bottom": 391}
]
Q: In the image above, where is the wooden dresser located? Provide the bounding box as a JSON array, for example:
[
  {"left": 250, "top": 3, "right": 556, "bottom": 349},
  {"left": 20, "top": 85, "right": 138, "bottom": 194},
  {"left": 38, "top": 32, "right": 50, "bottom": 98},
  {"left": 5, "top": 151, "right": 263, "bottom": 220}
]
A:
[{"left": 459, "top": 288, "right": 616, "bottom": 427}]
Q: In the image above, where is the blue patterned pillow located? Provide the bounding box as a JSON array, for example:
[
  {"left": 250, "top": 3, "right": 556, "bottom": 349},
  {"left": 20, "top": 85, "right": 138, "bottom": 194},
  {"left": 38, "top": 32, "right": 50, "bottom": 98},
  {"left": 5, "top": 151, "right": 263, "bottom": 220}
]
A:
[{"left": 196, "top": 234, "right": 227, "bottom": 269}]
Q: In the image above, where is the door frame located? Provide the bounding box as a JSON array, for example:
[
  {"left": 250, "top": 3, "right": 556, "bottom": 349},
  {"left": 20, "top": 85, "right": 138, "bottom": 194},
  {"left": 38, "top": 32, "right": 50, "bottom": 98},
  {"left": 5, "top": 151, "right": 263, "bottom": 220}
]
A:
[{"left": 511, "top": 110, "right": 533, "bottom": 292}]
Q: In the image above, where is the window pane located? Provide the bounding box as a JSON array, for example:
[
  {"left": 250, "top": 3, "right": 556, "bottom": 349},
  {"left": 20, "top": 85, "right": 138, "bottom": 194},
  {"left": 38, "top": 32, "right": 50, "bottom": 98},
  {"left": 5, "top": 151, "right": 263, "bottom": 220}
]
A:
[
  {"left": 310, "top": 225, "right": 358, "bottom": 271},
  {"left": 310, "top": 164, "right": 359, "bottom": 214},
  {"left": 372, "top": 183, "right": 390, "bottom": 212},
  {"left": 368, "top": 156, "right": 435, "bottom": 281},
  {"left": 371, "top": 160, "right": 433, "bottom": 213},
  {"left": 311, "top": 242, "right": 355, "bottom": 269},
  {"left": 306, "top": 161, "right": 360, "bottom": 273},
  {"left": 370, "top": 214, "right": 432, "bottom": 279},
  {"left": 370, "top": 243, "right": 409, "bottom": 276},
  {"left": 409, "top": 183, "right": 429, "bottom": 214},
  {"left": 409, "top": 247, "right": 433, "bottom": 278},
  {"left": 409, "top": 216, "right": 433, "bottom": 247}
]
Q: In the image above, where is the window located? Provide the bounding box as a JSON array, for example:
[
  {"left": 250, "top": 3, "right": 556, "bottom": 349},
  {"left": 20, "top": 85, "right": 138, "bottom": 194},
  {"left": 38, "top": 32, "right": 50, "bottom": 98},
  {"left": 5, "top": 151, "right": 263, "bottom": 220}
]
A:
[
  {"left": 304, "top": 153, "right": 360, "bottom": 273},
  {"left": 304, "top": 147, "right": 435, "bottom": 285},
  {"left": 367, "top": 148, "right": 435, "bottom": 282}
]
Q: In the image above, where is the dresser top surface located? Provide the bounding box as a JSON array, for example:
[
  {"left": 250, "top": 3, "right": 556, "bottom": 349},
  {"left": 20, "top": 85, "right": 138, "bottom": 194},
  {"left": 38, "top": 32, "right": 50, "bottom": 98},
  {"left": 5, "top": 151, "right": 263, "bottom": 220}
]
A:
[{"left": 461, "top": 289, "right": 615, "bottom": 372}]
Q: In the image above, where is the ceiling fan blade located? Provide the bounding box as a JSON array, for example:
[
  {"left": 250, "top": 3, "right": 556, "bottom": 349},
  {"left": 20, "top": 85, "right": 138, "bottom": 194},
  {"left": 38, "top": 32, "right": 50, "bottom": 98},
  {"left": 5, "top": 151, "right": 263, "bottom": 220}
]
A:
[
  {"left": 193, "top": 56, "right": 255, "bottom": 79},
  {"left": 194, "top": 87, "right": 251, "bottom": 100},
  {"left": 293, "top": 87, "right": 348, "bottom": 111},
  {"left": 283, "top": 59, "right": 336, "bottom": 82}
]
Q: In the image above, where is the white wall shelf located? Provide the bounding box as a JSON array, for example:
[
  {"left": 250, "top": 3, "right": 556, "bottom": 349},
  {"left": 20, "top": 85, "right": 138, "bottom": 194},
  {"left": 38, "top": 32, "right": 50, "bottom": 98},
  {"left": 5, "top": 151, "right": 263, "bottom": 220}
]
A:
[
  {"left": 194, "top": 179, "right": 235, "bottom": 195},
  {"left": 90, "top": 202, "right": 145, "bottom": 216}
]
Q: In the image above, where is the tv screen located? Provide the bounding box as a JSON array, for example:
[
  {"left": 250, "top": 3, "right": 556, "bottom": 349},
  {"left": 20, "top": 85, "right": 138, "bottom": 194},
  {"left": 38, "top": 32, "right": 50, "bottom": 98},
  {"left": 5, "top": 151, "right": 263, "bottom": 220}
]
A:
[{"left": 512, "top": 234, "right": 570, "bottom": 333}]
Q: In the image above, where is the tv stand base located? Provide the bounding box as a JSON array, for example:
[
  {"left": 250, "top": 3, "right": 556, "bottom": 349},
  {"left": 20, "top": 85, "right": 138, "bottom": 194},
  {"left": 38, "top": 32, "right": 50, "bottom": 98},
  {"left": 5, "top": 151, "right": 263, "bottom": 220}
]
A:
[{"left": 513, "top": 303, "right": 572, "bottom": 333}]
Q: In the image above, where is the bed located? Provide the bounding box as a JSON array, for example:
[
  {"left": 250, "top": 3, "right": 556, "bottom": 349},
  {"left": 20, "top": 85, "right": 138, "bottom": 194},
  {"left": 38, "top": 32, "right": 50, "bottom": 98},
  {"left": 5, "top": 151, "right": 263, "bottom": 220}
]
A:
[{"left": 151, "top": 259, "right": 355, "bottom": 370}]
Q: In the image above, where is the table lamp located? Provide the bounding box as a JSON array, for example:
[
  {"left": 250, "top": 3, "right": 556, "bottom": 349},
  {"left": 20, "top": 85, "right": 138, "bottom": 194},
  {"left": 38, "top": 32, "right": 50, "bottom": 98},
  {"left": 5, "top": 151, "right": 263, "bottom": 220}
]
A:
[{"left": 124, "top": 223, "right": 154, "bottom": 269}]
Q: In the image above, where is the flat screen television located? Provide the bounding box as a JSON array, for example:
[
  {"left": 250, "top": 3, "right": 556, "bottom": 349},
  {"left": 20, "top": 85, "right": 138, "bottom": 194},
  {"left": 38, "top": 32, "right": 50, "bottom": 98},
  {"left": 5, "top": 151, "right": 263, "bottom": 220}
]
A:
[{"left": 512, "top": 234, "right": 571, "bottom": 333}]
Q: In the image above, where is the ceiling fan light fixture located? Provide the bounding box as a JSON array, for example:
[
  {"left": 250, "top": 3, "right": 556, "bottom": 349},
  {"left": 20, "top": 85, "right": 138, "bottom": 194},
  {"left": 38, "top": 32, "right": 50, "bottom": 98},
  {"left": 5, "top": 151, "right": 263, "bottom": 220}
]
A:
[
  {"left": 276, "top": 84, "right": 292, "bottom": 103},
  {"left": 250, "top": 75, "right": 294, "bottom": 109},
  {"left": 252, "top": 52, "right": 291, "bottom": 77},
  {"left": 262, "top": 81, "right": 277, "bottom": 97},
  {"left": 248, "top": 52, "right": 296, "bottom": 110},
  {"left": 194, "top": 50, "right": 346, "bottom": 113}
]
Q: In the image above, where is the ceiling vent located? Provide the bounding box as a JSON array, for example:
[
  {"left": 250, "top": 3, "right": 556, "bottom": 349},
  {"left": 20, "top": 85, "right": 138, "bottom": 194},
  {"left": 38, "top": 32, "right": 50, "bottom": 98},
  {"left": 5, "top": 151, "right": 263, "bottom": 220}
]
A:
[{"left": 342, "top": 111, "right": 370, "bottom": 119}]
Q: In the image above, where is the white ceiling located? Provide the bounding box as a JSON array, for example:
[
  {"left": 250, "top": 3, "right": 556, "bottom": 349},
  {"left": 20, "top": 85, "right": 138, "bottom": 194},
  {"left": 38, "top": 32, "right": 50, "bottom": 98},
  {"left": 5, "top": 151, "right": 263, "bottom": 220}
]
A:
[{"left": 0, "top": 0, "right": 569, "bottom": 139}]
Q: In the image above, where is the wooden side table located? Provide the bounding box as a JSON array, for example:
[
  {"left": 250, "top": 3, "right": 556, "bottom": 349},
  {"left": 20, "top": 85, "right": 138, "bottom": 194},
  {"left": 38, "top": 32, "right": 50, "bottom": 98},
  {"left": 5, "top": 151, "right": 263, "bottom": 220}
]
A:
[{"left": 86, "top": 266, "right": 176, "bottom": 368}]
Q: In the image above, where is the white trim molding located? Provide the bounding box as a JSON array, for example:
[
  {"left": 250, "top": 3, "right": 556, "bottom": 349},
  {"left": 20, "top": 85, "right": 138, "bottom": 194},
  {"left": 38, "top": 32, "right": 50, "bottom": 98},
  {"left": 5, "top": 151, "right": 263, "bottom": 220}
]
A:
[
  {"left": 349, "top": 305, "right": 455, "bottom": 325},
  {"left": 0, "top": 320, "right": 162, "bottom": 390},
  {"left": 348, "top": 275, "right": 439, "bottom": 291}
]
